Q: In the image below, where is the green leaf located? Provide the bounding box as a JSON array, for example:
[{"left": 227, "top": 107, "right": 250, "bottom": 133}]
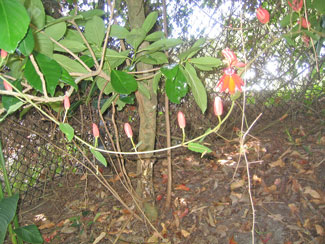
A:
[
  {"left": 33, "top": 32, "right": 53, "bottom": 57},
  {"left": 280, "top": 13, "right": 299, "bottom": 28},
  {"left": 142, "top": 38, "right": 183, "bottom": 52},
  {"left": 44, "top": 15, "right": 66, "bottom": 41},
  {"left": 179, "top": 38, "right": 205, "bottom": 60},
  {"left": 25, "top": 53, "right": 62, "bottom": 96},
  {"left": 161, "top": 65, "right": 188, "bottom": 104},
  {"left": 96, "top": 77, "right": 113, "bottom": 95},
  {"left": 303, "top": 30, "right": 320, "bottom": 41},
  {"left": 116, "top": 98, "right": 126, "bottom": 111},
  {"left": 145, "top": 31, "right": 165, "bottom": 42},
  {"left": 80, "top": 55, "right": 95, "bottom": 68},
  {"left": 24, "top": 0, "right": 45, "bottom": 29},
  {"left": 0, "top": 194, "right": 19, "bottom": 243},
  {"left": 79, "top": 9, "right": 105, "bottom": 20},
  {"left": 312, "top": 0, "right": 325, "bottom": 13},
  {"left": 193, "top": 64, "right": 213, "bottom": 71},
  {"left": 85, "top": 16, "right": 105, "bottom": 47},
  {"left": 0, "top": 0, "right": 30, "bottom": 52},
  {"left": 54, "top": 39, "right": 87, "bottom": 53},
  {"left": 189, "top": 57, "right": 222, "bottom": 67},
  {"left": 17, "top": 28, "right": 35, "bottom": 56},
  {"left": 106, "top": 49, "right": 130, "bottom": 69},
  {"left": 142, "top": 11, "right": 158, "bottom": 34},
  {"left": 65, "top": 29, "right": 84, "bottom": 43},
  {"left": 138, "top": 52, "right": 168, "bottom": 65},
  {"left": 59, "top": 123, "right": 74, "bottom": 142},
  {"left": 125, "top": 28, "right": 146, "bottom": 50},
  {"left": 111, "top": 70, "right": 138, "bottom": 94},
  {"left": 90, "top": 149, "right": 107, "bottom": 167},
  {"left": 53, "top": 54, "right": 89, "bottom": 74},
  {"left": 152, "top": 71, "right": 161, "bottom": 94},
  {"left": 60, "top": 68, "right": 78, "bottom": 90},
  {"left": 100, "top": 93, "right": 118, "bottom": 114},
  {"left": 2, "top": 79, "right": 22, "bottom": 110},
  {"left": 183, "top": 63, "right": 207, "bottom": 113},
  {"left": 119, "top": 94, "right": 135, "bottom": 104},
  {"left": 110, "top": 24, "right": 130, "bottom": 39},
  {"left": 230, "top": 91, "right": 242, "bottom": 101},
  {"left": 0, "top": 101, "right": 24, "bottom": 122},
  {"left": 138, "top": 82, "right": 151, "bottom": 100},
  {"left": 14, "top": 225, "right": 43, "bottom": 244},
  {"left": 188, "top": 142, "right": 212, "bottom": 156}
]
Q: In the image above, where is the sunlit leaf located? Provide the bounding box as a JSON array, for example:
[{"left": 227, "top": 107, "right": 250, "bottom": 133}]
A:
[
  {"left": 187, "top": 142, "right": 212, "bottom": 155},
  {"left": 111, "top": 70, "right": 137, "bottom": 94},
  {"left": 125, "top": 28, "right": 146, "bottom": 49},
  {"left": 90, "top": 149, "right": 107, "bottom": 167},
  {"left": 142, "top": 11, "right": 158, "bottom": 34},
  {"left": 85, "top": 16, "right": 105, "bottom": 47},
  {"left": 44, "top": 15, "right": 66, "bottom": 41},
  {"left": 59, "top": 123, "right": 74, "bottom": 142},
  {"left": 24, "top": 0, "right": 45, "bottom": 29},
  {"left": 138, "top": 52, "right": 168, "bottom": 65},
  {"left": 53, "top": 54, "right": 88, "bottom": 74},
  {"left": 110, "top": 24, "right": 130, "bottom": 39},
  {"left": 0, "top": 0, "right": 30, "bottom": 52},
  {"left": 145, "top": 31, "right": 165, "bottom": 42}
]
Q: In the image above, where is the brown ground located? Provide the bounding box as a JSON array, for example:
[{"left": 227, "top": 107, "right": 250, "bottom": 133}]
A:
[{"left": 16, "top": 111, "right": 325, "bottom": 244}]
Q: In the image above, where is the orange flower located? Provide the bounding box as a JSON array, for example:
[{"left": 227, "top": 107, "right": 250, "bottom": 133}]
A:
[
  {"left": 217, "top": 68, "right": 244, "bottom": 94},
  {"left": 288, "top": 0, "right": 303, "bottom": 12}
]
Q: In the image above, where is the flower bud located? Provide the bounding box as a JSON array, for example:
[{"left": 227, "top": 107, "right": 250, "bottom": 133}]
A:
[
  {"left": 3, "top": 80, "right": 12, "bottom": 92},
  {"left": 177, "top": 111, "right": 186, "bottom": 129},
  {"left": 222, "top": 48, "right": 237, "bottom": 66},
  {"left": 124, "top": 123, "right": 133, "bottom": 138},
  {"left": 0, "top": 49, "right": 7, "bottom": 59},
  {"left": 64, "top": 95, "right": 70, "bottom": 110},
  {"left": 256, "top": 7, "right": 270, "bottom": 24},
  {"left": 92, "top": 123, "right": 100, "bottom": 138},
  {"left": 214, "top": 97, "right": 223, "bottom": 116}
]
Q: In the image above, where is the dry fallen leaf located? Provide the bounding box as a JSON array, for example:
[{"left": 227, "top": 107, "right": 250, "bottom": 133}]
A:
[
  {"left": 181, "top": 229, "right": 190, "bottom": 238},
  {"left": 288, "top": 203, "right": 299, "bottom": 215},
  {"left": 315, "top": 224, "right": 324, "bottom": 236},
  {"left": 39, "top": 220, "right": 55, "bottom": 230},
  {"left": 270, "top": 159, "right": 285, "bottom": 168},
  {"left": 230, "top": 179, "right": 245, "bottom": 190},
  {"left": 304, "top": 186, "right": 321, "bottom": 199},
  {"left": 92, "top": 232, "right": 106, "bottom": 244}
]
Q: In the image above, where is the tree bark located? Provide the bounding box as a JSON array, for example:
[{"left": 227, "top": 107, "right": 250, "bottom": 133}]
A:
[{"left": 125, "top": 0, "right": 157, "bottom": 217}]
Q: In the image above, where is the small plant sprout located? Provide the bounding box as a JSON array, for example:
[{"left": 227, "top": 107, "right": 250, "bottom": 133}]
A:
[
  {"left": 177, "top": 111, "right": 186, "bottom": 144},
  {"left": 256, "top": 7, "right": 270, "bottom": 25},
  {"left": 214, "top": 97, "right": 223, "bottom": 122},
  {"left": 124, "top": 123, "right": 136, "bottom": 150},
  {"left": 63, "top": 94, "right": 70, "bottom": 122},
  {"left": 92, "top": 123, "right": 100, "bottom": 147}
]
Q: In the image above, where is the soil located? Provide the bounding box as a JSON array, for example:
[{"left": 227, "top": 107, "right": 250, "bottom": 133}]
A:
[{"left": 14, "top": 110, "right": 325, "bottom": 244}]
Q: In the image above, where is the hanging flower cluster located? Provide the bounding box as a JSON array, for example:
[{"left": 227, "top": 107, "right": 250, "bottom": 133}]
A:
[{"left": 217, "top": 48, "right": 245, "bottom": 94}]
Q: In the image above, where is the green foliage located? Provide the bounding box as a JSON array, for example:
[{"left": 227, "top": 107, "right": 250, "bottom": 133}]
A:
[
  {"left": 0, "top": 194, "right": 19, "bottom": 243},
  {"left": 111, "top": 70, "right": 138, "bottom": 94},
  {"left": 14, "top": 225, "right": 43, "bottom": 244},
  {"left": 59, "top": 123, "right": 74, "bottom": 142},
  {"left": 0, "top": 0, "right": 30, "bottom": 52},
  {"left": 90, "top": 149, "right": 107, "bottom": 167},
  {"left": 187, "top": 142, "right": 212, "bottom": 157}
]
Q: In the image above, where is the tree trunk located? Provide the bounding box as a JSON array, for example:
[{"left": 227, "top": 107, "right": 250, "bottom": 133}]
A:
[{"left": 126, "top": 0, "right": 157, "bottom": 219}]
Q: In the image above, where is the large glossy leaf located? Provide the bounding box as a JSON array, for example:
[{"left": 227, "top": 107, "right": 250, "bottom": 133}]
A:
[
  {"left": 0, "top": 194, "right": 19, "bottom": 244},
  {"left": 2, "top": 79, "right": 22, "bottom": 110},
  {"left": 161, "top": 65, "right": 188, "bottom": 104},
  {"left": 145, "top": 31, "right": 165, "bottom": 42},
  {"left": 126, "top": 28, "right": 146, "bottom": 50},
  {"left": 44, "top": 15, "right": 66, "bottom": 41},
  {"left": 17, "top": 28, "right": 35, "bottom": 56},
  {"left": 110, "top": 24, "right": 130, "bottom": 39},
  {"left": 14, "top": 225, "right": 43, "bottom": 244},
  {"left": 138, "top": 52, "right": 168, "bottom": 65},
  {"left": 33, "top": 32, "right": 53, "bottom": 57},
  {"left": 183, "top": 63, "right": 207, "bottom": 113},
  {"left": 179, "top": 38, "right": 205, "bottom": 60},
  {"left": 111, "top": 70, "right": 137, "bottom": 94},
  {"left": 53, "top": 54, "right": 88, "bottom": 74},
  {"left": 142, "top": 38, "right": 183, "bottom": 52},
  {"left": 96, "top": 77, "right": 113, "bottom": 95},
  {"left": 85, "top": 16, "right": 105, "bottom": 47},
  {"left": 60, "top": 68, "right": 78, "bottom": 90},
  {"left": 142, "top": 11, "right": 158, "bottom": 34},
  {"left": 25, "top": 53, "right": 62, "bottom": 96},
  {"left": 54, "top": 39, "right": 86, "bottom": 53},
  {"left": 24, "top": 0, "right": 45, "bottom": 29},
  {"left": 106, "top": 49, "right": 130, "bottom": 69},
  {"left": 0, "top": 0, "right": 30, "bottom": 52}
]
